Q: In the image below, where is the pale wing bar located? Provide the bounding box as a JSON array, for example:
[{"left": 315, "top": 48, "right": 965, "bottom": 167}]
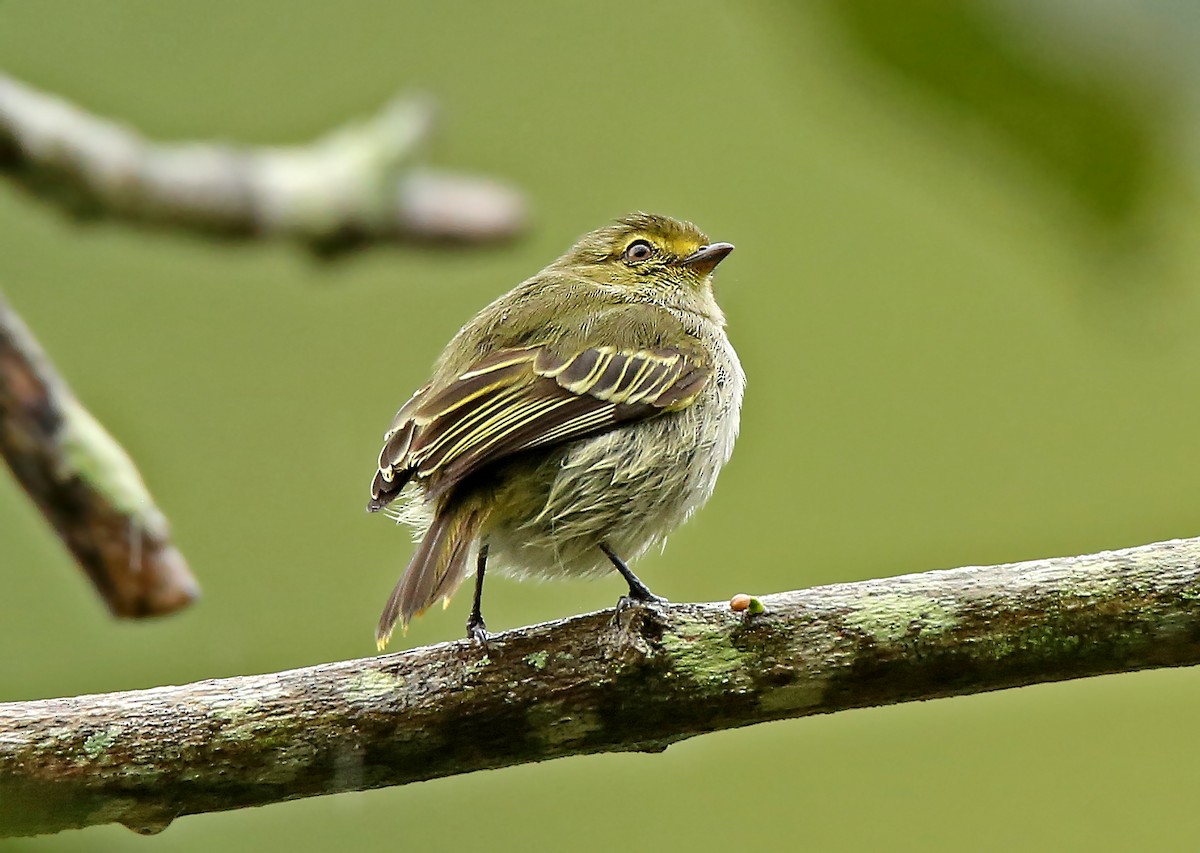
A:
[{"left": 367, "top": 345, "right": 710, "bottom": 509}]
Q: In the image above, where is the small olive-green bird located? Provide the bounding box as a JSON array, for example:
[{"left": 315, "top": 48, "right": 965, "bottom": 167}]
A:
[{"left": 367, "top": 213, "right": 743, "bottom": 648}]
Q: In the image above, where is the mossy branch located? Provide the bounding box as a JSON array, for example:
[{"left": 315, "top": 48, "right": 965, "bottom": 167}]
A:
[
  {"left": 3, "top": 535, "right": 1200, "bottom": 837},
  {"left": 0, "top": 74, "right": 525, "bottom": 254},
  {"left": 0, "top": 291, "right": 198, "bottom": 617}
]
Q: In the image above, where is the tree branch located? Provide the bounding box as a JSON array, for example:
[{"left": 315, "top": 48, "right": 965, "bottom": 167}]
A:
[
  {"left": 0, "top": 74, "right": 526, "bottom": 254},
  {"left": 0, "top": 291, "right": 197, "bottom": 617},
  {"left": 3, "top": 535, "right": 1198, "bottom": 838}
]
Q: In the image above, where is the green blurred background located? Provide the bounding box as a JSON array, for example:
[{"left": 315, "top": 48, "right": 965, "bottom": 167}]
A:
[{"left": 4, "top": 1, "right": 1200, "bottom": 849}]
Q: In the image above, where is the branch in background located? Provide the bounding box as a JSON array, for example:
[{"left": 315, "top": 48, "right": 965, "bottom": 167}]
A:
[
  {"left": 0, "top": 292, "right": 198, "bottom": 618},
  {"left": 3, "top": 536, "right": 1198, "bottom": 837},
  {"left": 0, "top": 74, "right": 526, "bottom": 254}
]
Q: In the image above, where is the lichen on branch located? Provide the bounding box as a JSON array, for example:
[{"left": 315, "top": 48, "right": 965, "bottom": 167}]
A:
[
  {"left": 2, "top": 536, "right": 1199, "bottom": 837},
  {"left": 0, "top": 292, "right": 197, "bottom": 617},
  {"left": 0, "top": 74, "right": 526, "bottom": 254}
]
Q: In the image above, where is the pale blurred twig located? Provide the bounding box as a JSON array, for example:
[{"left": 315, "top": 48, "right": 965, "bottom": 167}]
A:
[
  {"left": 2, "top": 535, "right": 1198, "bottom": 836},
  {"left": 0, "top": 292, "right": 197, "bottom": 617},
  {"left": 0, "top": 74, "right": 526, "bottom": 254}
]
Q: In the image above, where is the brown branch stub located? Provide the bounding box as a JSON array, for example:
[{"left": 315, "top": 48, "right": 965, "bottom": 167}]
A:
[
  {"left": 0, "top": 292, "right": 198, "bottom": 618},
  {"left": 2, "top": 536, "right": 1199, "bottom": 837},
  {"left": 0, "top": 74, "right": 526, "bottom": 253}
]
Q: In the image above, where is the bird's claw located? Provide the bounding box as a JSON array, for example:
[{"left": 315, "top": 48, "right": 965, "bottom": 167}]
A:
[
  {"left": 466, "top": 617, "right": 491, "bottom": 647},
  {"left": 616, "top": 591, "right": 667, "bottom": 617}
]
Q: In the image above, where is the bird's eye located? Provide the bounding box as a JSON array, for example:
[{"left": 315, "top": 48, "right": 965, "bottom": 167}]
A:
[{"left": 623, "top": 240, "right": 654, "bottom": 264}]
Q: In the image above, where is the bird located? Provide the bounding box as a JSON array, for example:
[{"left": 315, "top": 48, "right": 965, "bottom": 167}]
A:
[{"left": 367, "top": 212, "right": 743, "bottom": 649}]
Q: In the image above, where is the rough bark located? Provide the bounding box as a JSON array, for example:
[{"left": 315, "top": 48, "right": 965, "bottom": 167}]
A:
[
  {"left": 3, "top": 536, "right": 1199, "bottom": 837},
  {"left": 0, "top": 292, "right": 198, "bottom": 617},
  {"left": 0, "top": 74, "right": 525, "bottom": 254}
]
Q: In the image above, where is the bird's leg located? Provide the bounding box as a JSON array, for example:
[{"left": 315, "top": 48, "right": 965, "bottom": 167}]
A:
[
  {"left": 600, "top": 542, "right": 666, "bottom": 604},
  {"left": 466, "top": 544, "right": 490, "bottom": 644}
]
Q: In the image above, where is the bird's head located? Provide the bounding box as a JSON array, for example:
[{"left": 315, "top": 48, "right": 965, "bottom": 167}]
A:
[{"left": 552, "top": 213, "right": 734, "bottom": 291}]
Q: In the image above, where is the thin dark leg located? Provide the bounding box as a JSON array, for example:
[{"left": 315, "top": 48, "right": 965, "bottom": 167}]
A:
[
  {"left": 466, "top": 544, "right": 490, "bottom": 643},
  {"left": 599, "top": 542, "right": 665, "bottom": 603}
]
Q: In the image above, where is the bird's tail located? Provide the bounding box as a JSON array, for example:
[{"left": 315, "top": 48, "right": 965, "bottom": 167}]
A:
[{"left": 376, "top": 500, "right": 488, "bottom": 650}]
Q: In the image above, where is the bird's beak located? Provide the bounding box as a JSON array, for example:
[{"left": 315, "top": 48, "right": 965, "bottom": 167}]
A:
[{"left": 680, "top": 242, "right": 734, "bottom": 275}]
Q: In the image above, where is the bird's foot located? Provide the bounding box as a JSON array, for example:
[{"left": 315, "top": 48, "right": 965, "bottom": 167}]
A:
[
  {"left": 621, "top": 574, "right": 667, "bottom": 606},
  {"left": 611, "top": 591, "right": 670, "bottom": 656},
  {"left": 616, "top": 589, "right": 668, "bottom": 617},
  {"left": 466, "top": 615, "right": 491, "bottom": 647}
]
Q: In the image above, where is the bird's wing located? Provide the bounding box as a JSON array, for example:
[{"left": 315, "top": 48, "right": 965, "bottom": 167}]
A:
[{"left": 368, "top": 345, "right": 710, "bottom": 509}]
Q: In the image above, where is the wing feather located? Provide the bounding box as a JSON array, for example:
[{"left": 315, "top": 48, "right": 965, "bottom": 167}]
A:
[{"left": 367, "top": 344, "right": 710, "bottom": 510}]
